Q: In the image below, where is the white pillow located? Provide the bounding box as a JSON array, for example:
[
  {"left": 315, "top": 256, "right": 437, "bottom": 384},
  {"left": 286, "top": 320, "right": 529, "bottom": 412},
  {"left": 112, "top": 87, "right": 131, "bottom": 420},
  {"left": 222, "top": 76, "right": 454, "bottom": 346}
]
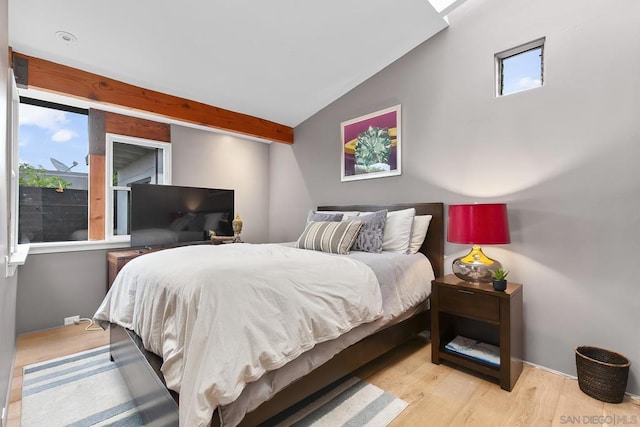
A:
[
  {"left": 407, "top": 215, "right": 432, "bottom": 254},
  {"left": 315, "top": 211, "right": 360, "bottom": 221},
  {"left": 381, "top": 208, "right": 416, "bottom": 253}
]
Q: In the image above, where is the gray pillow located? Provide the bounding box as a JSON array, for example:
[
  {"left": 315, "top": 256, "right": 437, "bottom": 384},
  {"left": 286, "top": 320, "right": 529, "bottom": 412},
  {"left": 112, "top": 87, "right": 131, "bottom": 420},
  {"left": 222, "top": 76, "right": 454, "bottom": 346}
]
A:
[
  {"left": 306, "top": 210, "right": 344, "bottom": 223},
  {"left": 348, "top": 209, "right": 387, "bottom": 253}
]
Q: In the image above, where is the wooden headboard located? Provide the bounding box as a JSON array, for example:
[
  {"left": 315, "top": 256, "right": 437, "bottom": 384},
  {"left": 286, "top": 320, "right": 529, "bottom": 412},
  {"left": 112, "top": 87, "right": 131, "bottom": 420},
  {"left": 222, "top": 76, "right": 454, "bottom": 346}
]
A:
[{"left": 317, "top": 202, "right": 444, "bottom": 278}]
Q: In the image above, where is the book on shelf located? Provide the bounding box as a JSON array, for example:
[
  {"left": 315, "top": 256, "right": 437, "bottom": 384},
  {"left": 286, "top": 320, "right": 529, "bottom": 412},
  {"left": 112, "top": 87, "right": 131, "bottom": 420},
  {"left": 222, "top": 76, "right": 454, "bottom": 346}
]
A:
[{"left": 444, "top": 335, "right": 500, "bottom": 367}]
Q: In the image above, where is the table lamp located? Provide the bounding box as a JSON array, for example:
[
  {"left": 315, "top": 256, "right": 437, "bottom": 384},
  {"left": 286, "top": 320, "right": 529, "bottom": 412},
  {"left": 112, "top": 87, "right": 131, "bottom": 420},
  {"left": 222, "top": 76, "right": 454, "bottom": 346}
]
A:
[{"left": 447, "top": 203, "right": 510, "bottom": 283}]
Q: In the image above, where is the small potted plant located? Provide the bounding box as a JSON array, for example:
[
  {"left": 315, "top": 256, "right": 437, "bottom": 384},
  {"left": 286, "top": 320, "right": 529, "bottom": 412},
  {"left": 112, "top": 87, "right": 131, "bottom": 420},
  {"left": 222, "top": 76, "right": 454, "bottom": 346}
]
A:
[{"left": 491, "top": 268, "right": 509, "bottom": 291}]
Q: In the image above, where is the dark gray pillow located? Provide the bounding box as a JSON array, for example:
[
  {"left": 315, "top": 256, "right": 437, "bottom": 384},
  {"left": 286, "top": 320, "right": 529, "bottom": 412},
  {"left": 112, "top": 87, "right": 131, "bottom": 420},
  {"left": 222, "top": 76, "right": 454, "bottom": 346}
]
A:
[
  {"left": 348, "top": 209, "right": 387, "bottom": 253},
  {"left": 306, "top": 210, "right": 344, "bottom": 223}
]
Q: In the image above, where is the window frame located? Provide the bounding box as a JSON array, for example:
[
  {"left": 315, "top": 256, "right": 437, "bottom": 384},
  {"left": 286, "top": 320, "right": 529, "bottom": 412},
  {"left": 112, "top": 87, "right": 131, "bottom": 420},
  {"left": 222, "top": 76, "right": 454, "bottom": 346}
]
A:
[
  {"left": 105, "top": 133, "right": 172, "bottom": 242},
  {"left": 495, "top": 37, "right": 545, "bottom": 97},
  {"left": 9, "top": 70, "right": 20, "bottom": 257},
  {"left": 6, "top": 70, "right": 31, "bottom": 275}
]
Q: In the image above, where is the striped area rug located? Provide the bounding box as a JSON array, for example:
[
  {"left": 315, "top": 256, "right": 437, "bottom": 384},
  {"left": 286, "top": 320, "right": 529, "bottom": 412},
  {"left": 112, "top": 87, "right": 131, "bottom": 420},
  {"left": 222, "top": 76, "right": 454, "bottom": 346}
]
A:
[
  {"left": 22, "top": 346, "right": 408, "bottom": 427},
  {"left": 273, "top": 376, "right": 408, "bottom": 427},
  {"left": 21, "top": 345, "right": 143, "bottom": 426}
]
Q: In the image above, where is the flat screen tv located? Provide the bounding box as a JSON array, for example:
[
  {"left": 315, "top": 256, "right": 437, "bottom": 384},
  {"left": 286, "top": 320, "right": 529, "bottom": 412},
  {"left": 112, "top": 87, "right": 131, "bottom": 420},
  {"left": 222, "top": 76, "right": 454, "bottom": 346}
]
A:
[{"left": 130, "top": 184, "right": 234, "bottom": 248}]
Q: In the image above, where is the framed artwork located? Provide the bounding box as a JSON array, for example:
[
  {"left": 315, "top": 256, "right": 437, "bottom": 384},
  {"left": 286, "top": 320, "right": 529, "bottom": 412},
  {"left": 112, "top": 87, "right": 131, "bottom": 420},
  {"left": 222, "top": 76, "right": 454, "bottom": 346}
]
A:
[{"left": 341, "top": 104, "right": 401, "bottom": 182}]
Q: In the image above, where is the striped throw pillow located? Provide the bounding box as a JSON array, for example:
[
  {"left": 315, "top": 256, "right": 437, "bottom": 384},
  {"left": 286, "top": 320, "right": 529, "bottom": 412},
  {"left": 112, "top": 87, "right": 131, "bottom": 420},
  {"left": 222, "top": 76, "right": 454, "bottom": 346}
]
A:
[{"left": 296, "top": 220, "right": 363, "bottom": 255}]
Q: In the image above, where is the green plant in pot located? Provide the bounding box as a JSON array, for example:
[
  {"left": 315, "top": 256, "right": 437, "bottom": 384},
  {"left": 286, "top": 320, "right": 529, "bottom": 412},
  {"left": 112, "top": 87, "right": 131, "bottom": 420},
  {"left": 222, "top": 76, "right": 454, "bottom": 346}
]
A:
[{"left": 491, "top": 268, "right": 509, "bottom": 291}]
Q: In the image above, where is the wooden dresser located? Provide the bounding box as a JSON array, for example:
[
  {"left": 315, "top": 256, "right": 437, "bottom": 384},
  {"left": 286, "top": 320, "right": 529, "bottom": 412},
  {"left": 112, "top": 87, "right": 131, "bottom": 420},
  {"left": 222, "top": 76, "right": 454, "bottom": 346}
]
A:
[{"left": 106, "top": 248, "right": 161, "bottom": 290}]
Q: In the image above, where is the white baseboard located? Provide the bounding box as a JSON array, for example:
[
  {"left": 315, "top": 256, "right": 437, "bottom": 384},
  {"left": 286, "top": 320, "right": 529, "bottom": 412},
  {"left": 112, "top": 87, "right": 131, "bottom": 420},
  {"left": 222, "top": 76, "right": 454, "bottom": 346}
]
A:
[{"left": 523, "top": 361, "right": 640, "bottom": 401}]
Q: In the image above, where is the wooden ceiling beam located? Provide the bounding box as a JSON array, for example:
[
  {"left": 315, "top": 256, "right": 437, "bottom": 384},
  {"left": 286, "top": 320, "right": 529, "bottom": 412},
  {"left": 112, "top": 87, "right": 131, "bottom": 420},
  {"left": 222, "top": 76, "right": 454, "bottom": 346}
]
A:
[{"left": 12, "top": 51, "right": 294, "bottom": 144}]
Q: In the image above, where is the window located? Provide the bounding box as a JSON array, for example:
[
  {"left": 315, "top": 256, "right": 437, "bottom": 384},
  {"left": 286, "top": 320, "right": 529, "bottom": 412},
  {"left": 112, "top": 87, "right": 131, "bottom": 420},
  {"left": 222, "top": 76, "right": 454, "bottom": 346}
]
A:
[
  {"left": 13, "top": 92, "right": 172, "bottom": 250},
  {"left": 428, "top": 0, "right": 458, "bottom": 13},
  {"left": 496, "top": 38, "right": 545, "bottom": 96},
  {"left": 105, "top": 134, "right": 171, "bottom": 240},
  {"left": 17, "top": 98, "right": 90, "bottom": 244}
]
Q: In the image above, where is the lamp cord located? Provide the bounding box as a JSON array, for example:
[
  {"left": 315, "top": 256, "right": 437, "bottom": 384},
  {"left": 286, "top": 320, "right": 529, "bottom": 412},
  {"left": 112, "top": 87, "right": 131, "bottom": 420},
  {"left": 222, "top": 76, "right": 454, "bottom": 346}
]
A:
[{"left": 76, "top": 317, "right": 103, "bottom": 331}]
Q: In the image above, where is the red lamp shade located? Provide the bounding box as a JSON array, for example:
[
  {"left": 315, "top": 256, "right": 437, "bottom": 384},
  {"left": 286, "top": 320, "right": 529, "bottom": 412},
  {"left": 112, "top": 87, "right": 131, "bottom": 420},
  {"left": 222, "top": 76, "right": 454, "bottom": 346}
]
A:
[{"left": 447, "top": 204, "right": 511, "bottom": 245}]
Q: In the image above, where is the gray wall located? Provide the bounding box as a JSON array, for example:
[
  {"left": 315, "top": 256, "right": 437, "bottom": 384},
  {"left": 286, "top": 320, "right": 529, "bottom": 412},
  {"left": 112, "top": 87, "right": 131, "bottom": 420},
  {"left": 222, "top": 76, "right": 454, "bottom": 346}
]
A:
[
  {"left": 171, "top": 125, "right": 270, "bottom": 244},
  {"left": 16, "top": 124, "right": 271, "bottom": 334},
  {"left": 269, "top": 0, "right": 640, "bottom": 394},
  {"left": 1, "top": 0, "right": 17, "bottom": 418},
  {"left": 16, "top": 250, "right": 108, "bottom": 334}
]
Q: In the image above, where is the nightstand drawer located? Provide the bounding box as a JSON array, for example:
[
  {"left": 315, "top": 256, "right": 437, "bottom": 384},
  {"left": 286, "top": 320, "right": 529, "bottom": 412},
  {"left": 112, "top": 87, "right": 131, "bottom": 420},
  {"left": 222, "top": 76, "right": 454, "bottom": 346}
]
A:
[{"left": 438, "top": 287, "right": 499, "bottom": 322}]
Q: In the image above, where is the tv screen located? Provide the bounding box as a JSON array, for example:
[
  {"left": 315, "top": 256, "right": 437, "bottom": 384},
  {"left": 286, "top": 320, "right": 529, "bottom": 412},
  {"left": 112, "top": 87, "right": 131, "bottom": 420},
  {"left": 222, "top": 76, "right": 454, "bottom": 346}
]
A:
[{"left": 130, "top": 184, "right": 234, "bottom": 248}]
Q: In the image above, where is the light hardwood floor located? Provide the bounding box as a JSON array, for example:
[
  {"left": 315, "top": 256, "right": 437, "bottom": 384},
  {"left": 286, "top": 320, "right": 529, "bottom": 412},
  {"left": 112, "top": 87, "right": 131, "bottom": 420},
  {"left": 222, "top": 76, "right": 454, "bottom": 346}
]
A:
[
  {"left": 7, "top": 323, "right": 109, "bottom": 427},
  {"left": 7, "top": 326, "right": 639, "bottom": 426}
]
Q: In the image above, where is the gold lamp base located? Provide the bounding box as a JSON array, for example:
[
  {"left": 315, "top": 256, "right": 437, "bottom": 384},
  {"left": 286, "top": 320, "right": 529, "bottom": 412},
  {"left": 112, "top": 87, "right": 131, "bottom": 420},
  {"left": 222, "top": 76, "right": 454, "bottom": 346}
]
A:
[{"left": 452, "top": 245, "right": 502, "bottom": 283}]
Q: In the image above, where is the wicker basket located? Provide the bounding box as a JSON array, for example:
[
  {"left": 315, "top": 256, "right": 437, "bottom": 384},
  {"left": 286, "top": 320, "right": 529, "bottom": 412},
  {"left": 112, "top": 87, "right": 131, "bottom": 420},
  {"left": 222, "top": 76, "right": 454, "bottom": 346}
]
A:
[{"left": 575, "top": 346, "right": 630, "bottom": 403}]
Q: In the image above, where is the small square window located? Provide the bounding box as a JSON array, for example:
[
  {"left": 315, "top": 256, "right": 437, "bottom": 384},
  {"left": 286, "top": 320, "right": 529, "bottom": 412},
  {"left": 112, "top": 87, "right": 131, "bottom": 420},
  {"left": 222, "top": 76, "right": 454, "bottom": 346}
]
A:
[{"left": 496, "top": 38, "right": 545, "bottom": 96}]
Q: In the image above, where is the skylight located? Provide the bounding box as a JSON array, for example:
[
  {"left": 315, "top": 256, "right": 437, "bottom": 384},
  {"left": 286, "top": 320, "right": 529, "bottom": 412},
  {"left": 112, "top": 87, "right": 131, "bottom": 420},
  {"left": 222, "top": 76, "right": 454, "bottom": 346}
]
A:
[{"left": 428, "top": 0, "right": 459, "bottom": 13}]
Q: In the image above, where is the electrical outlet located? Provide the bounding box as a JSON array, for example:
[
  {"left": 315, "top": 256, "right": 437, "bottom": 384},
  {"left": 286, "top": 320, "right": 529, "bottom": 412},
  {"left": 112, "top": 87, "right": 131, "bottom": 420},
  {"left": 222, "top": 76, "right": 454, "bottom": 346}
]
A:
[{"left": 64, "top": 315, "right": 80, "bottom": 326}]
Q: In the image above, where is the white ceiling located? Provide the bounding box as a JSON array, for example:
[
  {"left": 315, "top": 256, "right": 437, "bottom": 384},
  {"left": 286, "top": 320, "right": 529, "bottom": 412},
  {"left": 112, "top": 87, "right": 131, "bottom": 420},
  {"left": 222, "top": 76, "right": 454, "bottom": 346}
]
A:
[{"left": 9, "top": 0, "right": 457, "bottom": 128}]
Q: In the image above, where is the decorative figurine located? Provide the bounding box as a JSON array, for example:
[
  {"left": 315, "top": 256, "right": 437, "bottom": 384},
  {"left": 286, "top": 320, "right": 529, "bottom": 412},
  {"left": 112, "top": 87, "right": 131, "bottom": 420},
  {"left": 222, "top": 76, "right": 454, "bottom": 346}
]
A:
[{"left": 232, "top": 214, "right": 243, "bottom": 243}]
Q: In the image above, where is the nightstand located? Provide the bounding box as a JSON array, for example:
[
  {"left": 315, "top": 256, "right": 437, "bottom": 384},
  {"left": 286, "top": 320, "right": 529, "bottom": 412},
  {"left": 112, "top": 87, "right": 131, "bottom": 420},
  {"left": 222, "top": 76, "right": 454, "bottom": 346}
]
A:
[{"left": 431, "top": 274, "right": 523, "bottom": 391}]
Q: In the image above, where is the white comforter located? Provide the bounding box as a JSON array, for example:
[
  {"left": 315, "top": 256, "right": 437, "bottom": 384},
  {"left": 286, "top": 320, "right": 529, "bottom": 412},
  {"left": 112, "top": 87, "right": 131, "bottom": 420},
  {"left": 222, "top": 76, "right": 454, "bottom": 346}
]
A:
[{"left": 93, "top": 243, "right": 383, "bottom": 426}]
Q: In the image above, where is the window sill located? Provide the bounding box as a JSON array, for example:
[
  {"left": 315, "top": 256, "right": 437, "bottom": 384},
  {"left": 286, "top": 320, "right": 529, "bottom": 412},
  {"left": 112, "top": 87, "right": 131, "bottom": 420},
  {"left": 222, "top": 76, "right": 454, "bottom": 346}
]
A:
[
  {"left": 6, "top": 243, "right": 30, "bottom": 277},
  {"left": 26, "top": 238, "right": 131, "bottom": 255}
]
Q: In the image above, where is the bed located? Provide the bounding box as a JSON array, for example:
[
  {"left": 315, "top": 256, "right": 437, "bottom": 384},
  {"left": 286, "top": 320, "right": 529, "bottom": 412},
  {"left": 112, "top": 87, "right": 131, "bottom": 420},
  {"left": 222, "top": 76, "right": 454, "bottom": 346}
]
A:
[{"left": 97, "top": 202, "right": 444, "bottom": 427}]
